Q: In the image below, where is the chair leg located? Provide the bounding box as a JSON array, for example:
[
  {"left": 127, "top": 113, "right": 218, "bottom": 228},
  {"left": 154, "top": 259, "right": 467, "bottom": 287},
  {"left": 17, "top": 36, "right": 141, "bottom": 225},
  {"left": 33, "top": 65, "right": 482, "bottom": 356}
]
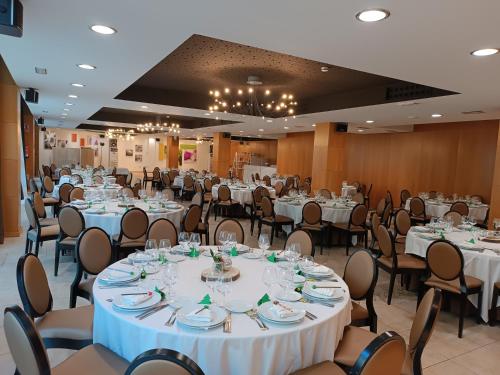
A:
[
  {"left": 54, "top": 243, "right": 61, "bottom": 276},
  {"left": 69, "top": 286, "right": 77, "bottom": 308},
  {"left": 205, "top": 230, "right": 209, "bottom": 246},
  {"left": 364, "top": 231, "right": 368, "bottom": 249},
  {"left": 490, "top": 286, "right": 499, "bottom": 326},
  {"left": 459, "top": 294, "right": 466, "bottom": 338},
  {"left": 25, "top": 236, "right": 30, "bottom": 254},
  {"left": 477, "top": 289, "right": 483, "bottom": 324},
  {"left": 370, "top": 317, "right": 377, "bottom": 333},
  {"left": 345, "top": 233, "right": 350, "bottom": 256},
  {"left": 387, "top": 271, "right": 396, "bottom": 305},
  {"left": 34, "top": 240, "right": 40, "bottom": 256},
  {"left": 250, "top": 212, "right": 255, "bottom": 235},
  {"left": 257, "top": 221, "right": 262, "bottom": 238},
  {"left": 270, "top": 224, "right": 275, "bottom": 245}
]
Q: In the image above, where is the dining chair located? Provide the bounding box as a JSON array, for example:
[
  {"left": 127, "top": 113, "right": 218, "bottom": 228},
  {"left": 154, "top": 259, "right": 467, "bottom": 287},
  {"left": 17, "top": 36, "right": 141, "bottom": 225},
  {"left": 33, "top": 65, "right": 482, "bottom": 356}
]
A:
[
  {"left": 428, "top": 190, "right": 437, "bottom": 199},
  {"left": 112, "top": 208, "right": 149, "bottom": 259},
  {"left": 254, "top": 173, "right": 261, "bottom": 181},
  {"left": 490, "top": 282, "right": 500, "bottom": 326},
  {"left": 400, "top": 189, "right": 411, "bottom": 209},
  {"left": 142, "top": 167, "right": 153, "bottom": 189},
  {"left": 58, "top": 182, "right": 74, "bottom": 205},
  {"left": 374, "top": 197, "right": 386, "bottom": 218},
  {"left": 214, "top": 185, "right": 235, "bottom": 220},
  {"left": 55, "top": 206, "right": 85, "bottom": 276},
  {"left": 125, "top": 348, "right": 205, "bottom": 375},
  {"left": 94, "top": 175, "right": 104, "bottom": 184},
  {"left": 126, "top": 172, "right": 133, "bottom": 186},
  {"left": 301, "top": 181, "right": 312, "bottom": 195},
  {"left": 364, "top": 183, "right": 372, "bottom": 209},
  {"left": 450, "top": 201, "right": 469, "bottom": 217},
  {"left": 41, "top": 176, "right": 59, "bottom": 205},
  {"left": 70, "top": 227, "right": 112, "bottom": 308},
  {"left": 352, "top": 192, "right": 365, "bottom": 204},
  {"left": 381, "top": 201, "right": 393, "bottom": 227},
  {"left": 4, "top": 305, "right": 128, "bottom": 374},
  {"left": 214, "top": 218, "right": 245, "bottom": 245},
  {"left": 394, "top": 208, "right": 411, "bottom": 245},
  {"left": 258, "top": 196, "right": 294, "bottom": 245},
  {"left": 122, "top": 187, "right": 134, "bottom": 198},
  {"left": 203, "top": 178, "right": 213, "bottom": 203},
  {"left": 191, "top": 191, "right": 203, "bottom": 209},
  {"left": 16, "top": 254, "right": 93, "bottom": 349},
  {"left": 181, "top": 204, "right": 203, "bottom": 233},
  {"left": 32, "top": 192, "right": 58, "bottom": 226},
  {"left": 285, "top": 176, "right": 295, "bottom": 188},
  {"left": 69, "top": 186, "right": 84, "bottom": 201},
  {"left": 333, "top": 288, "right": 441, "bottom": 375},
  {"left": 182, "top": 175, "right": 195, "bottom": 201},
  {"left": 262, "top": 175, "right": 271, "bottom": 187},
  {"left": 71, "top": 174, "right": 84, "bottom": 184},
  {"left": 331, "top": 203, "right": 368, "bottom": 256},
  {"left": 409, "top": 197, "right": 430, "bottom": 225},
  {"left": 297, "top": 201, "right": 328, "bottom": 254},
  {"left": 443, "top": 210, "right": 462, "bottom": 226},
  {"left": 318, "top": 188, "right": 332, "bottom": 199},
  {"left": 421, "top": 240, "right": 483, "bottom": 338},
  {"left": 274, "top": 181, "right": 285, "bottom": 197},
  {"left": 116, "top": 174, "right": 127, "bottom": 187},
  {"left": 161, "top": 172, "right": 171, "bottom": 190},
  {"left": 162, "top": 187, "right": 175, "bottom": 201},
  {"left": 195, "top": 199, "right": 212, "bottom": 245},
  {"left": 60, "top": 167, "right": 72, "bottom": 176},
  {"left": 376, "top": 224, "right": 426, "bottom": 304},
  {"left": 152, "top": 167, "right": 162, "bottom": 190},
  {"left": 368, "top": 211, "right": 381, "bottom": 253},
  {"left": 147, "top": 218, "right": 179, "bottom": 246},
  {"left": 284, "top": 229, "right": 313, "bottom": 256},
  {"left": 211, "top": 175, "right": 221, "bottom": 185},
  {"left": 132, "top": 181, "right": 142, "bottom": 198},
  {"left": 24, "top": 198, "right": 59, "bottom": 256},
  {"left": 292, "top": 331, "right": 406, "bottom": 375},
  {"left": 194, "top": 181, "right": 203, "bottom": 195},
  {"left": 343, "top": 249, "right": 378, "bottom": 332},
  {"left": 249, "top": 190, "right": 263, "bottom": 235}
]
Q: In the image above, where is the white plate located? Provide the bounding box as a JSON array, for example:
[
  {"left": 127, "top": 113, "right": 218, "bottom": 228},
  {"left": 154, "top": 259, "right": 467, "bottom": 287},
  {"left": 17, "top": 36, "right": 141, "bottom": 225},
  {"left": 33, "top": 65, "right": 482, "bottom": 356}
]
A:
[
  {"left": 112, "top": 292, "right": 162, "bottom": 311},
  {"left": 176, "top": 304, "right": 226, "bottom": 329},
  {"left": 225, "top": 299, "right": 254, "bottom": 313},
  {"left": 257, "top": 302, "right": 305, "bottom": 324},
  {"left": 166, "top": 204, "right": 181, "bottom": 209},
  {"left": 303, "top": 282, "right": 344, "bottom": 300},
  {"left": 294, "top": 274, "right": 306, "bottom": 284},
  {"left": 417, "top": 233, "right": 441, "bottom": 240},
  {"left": 86, "top": 208, "right": 106, "bottom": 214},
  {"left": 299, "top": 265, "right": 334, "bottom": 278},
  {"left": 459, "top": 241, "right": 483, "bottom": 251},
  {"left": 242, "top": 251, "right": 262, "bottom": 259},
  {"left": 149, "top": 208, "right": 167, "bottom": 213},
  {"left": 99, "top": 270, "right": 139, "bottom": 284},
  {"left": 165, "top": 254, "right": 186, "bottom": 263},
  {"left": 275, "top": 290, "right": 302, "bottom": 302},
  {"left": 127, "top": 253, "right": 153, "bottom": 264},
  {"left": 172, "top": 245, "right": 191, "bottom": 254}
]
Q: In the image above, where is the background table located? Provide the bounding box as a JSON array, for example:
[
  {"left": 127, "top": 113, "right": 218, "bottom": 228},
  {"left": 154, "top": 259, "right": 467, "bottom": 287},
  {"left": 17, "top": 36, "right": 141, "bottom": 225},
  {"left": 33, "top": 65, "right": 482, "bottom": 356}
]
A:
[
  {"left": 93, "top": 254, "right": 352, "bottom": 375},
  {"left": 212, "top": 185, "right": 276, "bottom": 206},
  {"left": 341, "top": 186, "right": 357, "bottom": 197},
  {"left": 404, "top": 199, "right": 489, "bottom": 221},
  {"left": 405, "top": 228, "right": 500, "bottom": 322}
]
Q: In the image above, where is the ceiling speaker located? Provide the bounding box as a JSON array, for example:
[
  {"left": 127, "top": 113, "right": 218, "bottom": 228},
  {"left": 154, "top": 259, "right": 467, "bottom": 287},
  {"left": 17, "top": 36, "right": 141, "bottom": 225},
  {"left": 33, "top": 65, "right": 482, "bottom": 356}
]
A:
[
  {"left": 335, "top": 122, "right": 348, "bottom": 132},
  {"left": 25, "top": 87, "right": 38, "bottom": 103}
]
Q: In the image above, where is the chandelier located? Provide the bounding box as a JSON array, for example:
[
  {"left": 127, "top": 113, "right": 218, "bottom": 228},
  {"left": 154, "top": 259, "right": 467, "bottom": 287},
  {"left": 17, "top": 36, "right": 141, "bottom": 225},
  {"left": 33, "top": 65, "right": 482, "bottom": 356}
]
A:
[
  {"left": 104, "top": 121, "right": 182, "bottom": 139},
  {"left": 208, "top": 75, "right": 298, "bottom": 118}
]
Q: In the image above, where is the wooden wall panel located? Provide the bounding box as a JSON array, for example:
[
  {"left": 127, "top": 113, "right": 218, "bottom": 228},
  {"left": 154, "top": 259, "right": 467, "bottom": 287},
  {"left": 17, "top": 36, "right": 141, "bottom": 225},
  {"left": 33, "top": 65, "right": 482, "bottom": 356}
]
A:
[
  {"left": 489, "top": 128, "right": 500, "bottom": 228},
  {"left": 212, "top": 133, "right": 231, "bottom": 177},
  {"left": 229, "top": 139, "right": 277, "bottom": 166},
  {"left": 166, "top": 136, "right": 179, "bottom": 168},
  {"left": 276, "top": 132, "right": 314, "bottom": 178}
]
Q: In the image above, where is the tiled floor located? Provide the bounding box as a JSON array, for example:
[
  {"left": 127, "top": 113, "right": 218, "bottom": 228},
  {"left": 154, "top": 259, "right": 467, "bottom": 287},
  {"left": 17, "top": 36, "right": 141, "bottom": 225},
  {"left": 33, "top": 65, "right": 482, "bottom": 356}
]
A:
[{"left": 0, "top": 200, "right": 499, "bottom": 374}]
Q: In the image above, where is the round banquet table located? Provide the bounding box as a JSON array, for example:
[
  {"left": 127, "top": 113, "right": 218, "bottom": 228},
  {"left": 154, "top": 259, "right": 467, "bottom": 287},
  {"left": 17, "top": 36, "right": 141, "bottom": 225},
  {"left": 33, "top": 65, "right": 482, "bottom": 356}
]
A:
[
  {"left": 52, "top": 182, "right": 122, "bottom": 200},
  {"left": 92, "top": 253, "right": 352, "bottom": 375},
  {"left": 80, "top": 200, "right": 185, "bottom": 237},
  {"left": 211, "top": 184, "right": 276, "bottom": 206},
  {"left": 404, "top": 199, "right": 489, "bottom": 221},
  {"left": 405, "top": 228, "right": 500, "bottom": 322}
]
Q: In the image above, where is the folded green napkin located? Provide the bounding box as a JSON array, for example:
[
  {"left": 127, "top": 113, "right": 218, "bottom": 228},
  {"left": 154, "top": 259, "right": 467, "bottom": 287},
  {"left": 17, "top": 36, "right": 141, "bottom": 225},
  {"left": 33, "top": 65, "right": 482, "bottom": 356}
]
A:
[
  {"left": 267, "top": 252, "right": 277, "bottom": 263},
  {"left": 468, "top": 238, "right": 476, "bottom": 244},
  {"left": 230, "top": 246, "right": 238, "bottom": 257},
  {"left": 189, "top": 247, "right": 200, "bottom": 257},
  {"left": 198, "top": 294, "right": 212, "bottom": 305},
  {"left": 440, "top": 232, "right": 445, "bottom": 240},
  {"left": 154, "top": 286, "right": 165, "bottom": 301},
  {"left": 257, "top": 293, "right": 270, "bottom": 306}
]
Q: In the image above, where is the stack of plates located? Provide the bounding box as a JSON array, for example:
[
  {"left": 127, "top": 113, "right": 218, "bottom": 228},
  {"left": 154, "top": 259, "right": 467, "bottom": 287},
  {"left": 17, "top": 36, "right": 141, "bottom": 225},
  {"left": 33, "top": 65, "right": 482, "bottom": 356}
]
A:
[
  {"left": 127, "top": 252, "right": 153, "bottom": 264},
  {"left": 112, "top": 293, "right": 162, "bottom": 312},
  {"left": 98, "top": 268, "right": 140, "bottom": 286},
  {"left": 299, "top": 264, "right": 335, "bottom": 279},
  {"left": 257, "top": 302, "right": 306, "bottom": 325},
  {"left": 459, "top": 241, "right": 484, "bottom": 251},
  {"left": 149, "top": 208, "right": 167, "bottom": 213},
  {"left": 176, "top": 304, "right": 227, "bottom": 330},
  {"left": 166, "top": 203, "right": 181, "bottom": 209},
  {"left": 302, "top": 281, "right": 344, "bottom": 303}
]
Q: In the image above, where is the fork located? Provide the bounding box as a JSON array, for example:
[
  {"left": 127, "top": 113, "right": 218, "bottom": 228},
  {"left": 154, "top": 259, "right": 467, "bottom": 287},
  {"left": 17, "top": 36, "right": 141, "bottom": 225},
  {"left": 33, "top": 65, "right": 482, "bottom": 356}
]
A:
[
  {"left": 249, "top": 309, "right": 269, "bottom": 330},
  {"left": 165, "top": 307, "right": 181, "bottom": 326},
  {"left": 223, "top": 311, "right": 232, "bottom": 333}
]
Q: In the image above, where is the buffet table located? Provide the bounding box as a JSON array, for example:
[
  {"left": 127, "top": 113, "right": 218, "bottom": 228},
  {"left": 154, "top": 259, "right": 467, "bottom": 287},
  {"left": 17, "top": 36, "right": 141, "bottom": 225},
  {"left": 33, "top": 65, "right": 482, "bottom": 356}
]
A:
[{"left": 93, "top": 252, "right": 351, "bottom": 375}]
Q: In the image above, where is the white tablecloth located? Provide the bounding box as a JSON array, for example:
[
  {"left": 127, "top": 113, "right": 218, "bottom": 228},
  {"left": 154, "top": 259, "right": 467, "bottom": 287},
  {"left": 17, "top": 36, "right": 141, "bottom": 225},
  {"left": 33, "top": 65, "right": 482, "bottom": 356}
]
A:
[
  {"left": 52, "top": 182, "right": 122, "bottom": 200},
  {"left": 81, "top": 200, "right": 184, "bottom": 237},
  {"left": 212, "top": 185, "right": 276, "bottom": 206},
  {"left": 405, "top": 228, "right": 500, "bottom": 322},
  {"left": 93, "top": 253, "right": 351, "bottom": 375},
  {"left": 404, "top": 199, "right": 489, "bottom": 221}
]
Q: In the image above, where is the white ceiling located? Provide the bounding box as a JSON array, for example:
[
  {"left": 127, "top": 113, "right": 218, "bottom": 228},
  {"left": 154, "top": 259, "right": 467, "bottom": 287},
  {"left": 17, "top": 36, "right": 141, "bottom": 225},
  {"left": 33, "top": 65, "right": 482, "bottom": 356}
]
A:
[{"left": 1, "top": 0, "right": 500, "bottom": 138}]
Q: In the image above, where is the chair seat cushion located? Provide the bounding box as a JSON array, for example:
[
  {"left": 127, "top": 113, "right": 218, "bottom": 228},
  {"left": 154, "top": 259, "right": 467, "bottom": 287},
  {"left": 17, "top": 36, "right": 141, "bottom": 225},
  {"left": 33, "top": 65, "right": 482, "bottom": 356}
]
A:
[
  {"left": 331, "top": 223, "right": 365, "bottom": 232},
  {"left": 299, "top": 222, "right": 327, "bottom": 231},
  {"left": 377, "top": 254, "right": 426, "bottom": 270},
  {"left": 112, "top": 234, "right": 146, "bottom": 248},
  {"left": 291, "top": 361, "right": 346, "bottom": 375},
  {"left": 262, "top": 215, "right": 294, "bottom": 224},
  {"left": 351, "top": 301, "right": 369, "bottom": 322},
  {"left": 334, "top": 326, "right": 376, "bottom": 367},
  {"left": 425, "top": 274, "right": 482, "bottom": 294},
  {"left": 79, "top": 277, "right": 96, "bottom": 295},
  {"left": 52, "top": 343, "right": 129, "bottom": 375},
  {"left": 36, "top": 304, "right": 93, "bottom": 341},
  {"left": 198, "top": 222, "right": 208, "bottom": 231},
  {"left": 28, "top": 225, "right": 60, "bottom": 240},
  {"left": 59, "top": 236, "right": 78, "bottom": 246},
  {"left": 40, "top": 217, "right": 59, "bottom": 227},
  {"left": 43, "top": 197, "right": 59, "bottom": 204}
]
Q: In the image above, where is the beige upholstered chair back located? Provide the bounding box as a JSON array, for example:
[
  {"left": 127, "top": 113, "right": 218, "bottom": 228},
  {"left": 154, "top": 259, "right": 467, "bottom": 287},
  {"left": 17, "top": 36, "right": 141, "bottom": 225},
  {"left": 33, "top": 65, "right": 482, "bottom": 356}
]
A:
[
  {"left": 274, "top": 181, "right": 284, "bottom": 196},
  {"left": 121, "top": 208, "right": 149, "bottom": 240},
  {"left": 377, "top": 224, "right": 393, "bottom": 258},
  {"left": 285, "top": 176, "right": 294, "bottom": 188},
  {"left": 285, "top": 229, "right": 313, "bottom": 256},
  {"left": 450, "top": 201, "right": 469, "bottom": 217},
  {"left": 214, "top": 219, "right": 244, "bottom": 245},
  {"left": 58, "top": 206, "right": 85, "bottom": 238},
  {"left": 43, "top": 176, "right": 54, "bottom": 193},
  {"left": 410, "top": 197, "right": 425, "bottom": 217},
  {"left": 194, "top": 182, "right": 203, "bottom": 193},
  {"left": 69, "top": 187, "right": 84, "bottom": 201},
  {"left": 24, "top": 199, "right": 38, "bottom": 229},
  {"left": 211, "top": 176, "right": 220, "bottom": 185},
  {"left": 129, "top": 360, "right": 191, "bottom": 375},
  {"left": 203, "top": 178, "right": 212, "bottom": 191},
  {"left": 78, "top": 227, "right": 112, "bottom": 275},
  {"left": 183, "top": 175, "right": 194, "bottom": 189},
  {"left": 183, "top": 205, "right": 202, "bottom": 232},
  {"left": 122, "top": 187, "right": 134, "bottom": 198},
  {"left": 71, "top": 174, "right": 83, "bottom": 184},
  {"left": 162, "top": 173, "right": 171, "bottom": 188},
  {"left": 261, "top": 196, "right": 273, "bottom": 218},
  {"left": 353, "top": 332, "right": 406, "bottom": 375},
  {"left": 443, "top": 210, "right": 462, "bottom": 227},
  {"left": 344, "top": 249, "right": 376, "bottom": 300},
  {"left": 20, "top": 254, "right": 51, "bottom": 316},
  {"left": 32, "top": 192, "right": 47, "bottom": 218},
  {"left": 191, "top": 192, "right": 203, "bottom": 207},
  {"left": 318, "top": 188, "right": 332, "bottom": 199},
  {"left": 400, "top": 189, "right": 411, "bottom": 206},
  {"left": 394, "top": 209, "right": 411, "bottom": 236},
  {"left": 351, "top": 204, "right": 368, "bottom": 227},
  {"left": 426, "top": 240, "right": 463, "bottom": 281},
  {"left": 147, "top": 219, "right": 178, "bottom": 246},
  {"left": 152, "top": 168, "right": 161, "bottom": 181},
  {"left": 218, "top": 185, "right": 231, "bottom": 201},
  {"left": 375, "top": 198, "right": 386, "bottom": 217},
  {"left": 94, "top": 175, "right": 104, "bottom": 184},
  {"left": 132, "top": 182, "right": 141, "bottom": 198},
  {"left": 163, "top": 188, "right": 174, "bottom": 201},
  {"left": 352, "top": 192, "right": 365, "bottom": 204},
  {"left": 116, "top": 175, "right": 127, "bottom": 187},
  {"left": 302, "top": 201, "right": 322, "bottom": 225},
  {"left": 59, "top": 183, "right": 74, "bottom": 203}
]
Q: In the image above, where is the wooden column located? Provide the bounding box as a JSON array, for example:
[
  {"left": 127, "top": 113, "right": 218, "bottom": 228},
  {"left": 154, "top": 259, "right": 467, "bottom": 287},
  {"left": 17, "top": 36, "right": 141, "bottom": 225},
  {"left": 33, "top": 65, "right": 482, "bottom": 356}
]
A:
[
  {"left": 311, "top": 122, "right": 347, "bottom": 194},
  {"left": 166, "top": 136, "right": 179, "bottom": 168},
  {"left": 212, "top": 132, "right": 231, "bottom": 177},
  {"left": 0, "top": 56, "right": 21, "bottom": 238},
  {"left": 489, "top": 121, "right": 500, "bottom": 229}
]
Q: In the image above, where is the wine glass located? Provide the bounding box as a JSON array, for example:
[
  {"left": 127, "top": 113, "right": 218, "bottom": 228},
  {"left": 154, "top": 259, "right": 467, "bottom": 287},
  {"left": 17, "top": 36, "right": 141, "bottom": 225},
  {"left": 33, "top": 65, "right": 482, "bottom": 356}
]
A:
[
  {"left": 216, "top": 275, "right": 233, "bottom": 307},
  {"left": 218, "top": 230, "right": 228, "bottom": 250},
  {"left": 144, "top": 239, "right": 158, "bottom": 263},
  {"left": 258, "top": 233, "right": 270, "bottom": 252},
  {"left": 190, "top": 233, "right": 201, "bottom": 247},
  {"left": 226, "top": 232, "right": 236, "bottom": 253},
  {"left": 178, "top": 232, "right": 190, "bottom": 251},
  {"left": 163, "top": 263, "right": 178, "bottom": 302},
  {"left": 158, "top": 239, "right": 171, "bottom": 262},
  {"left": 262, "top": 266, "right": 277, "bottom": 297}
]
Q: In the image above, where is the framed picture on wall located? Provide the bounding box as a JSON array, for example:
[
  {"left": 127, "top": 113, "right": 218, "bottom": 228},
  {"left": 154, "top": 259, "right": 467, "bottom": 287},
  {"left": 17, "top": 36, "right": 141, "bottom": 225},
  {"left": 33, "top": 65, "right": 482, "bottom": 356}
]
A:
[
  {"left": 56, "top": 139, "right": 68, "bottom": 148},
  {"left": 109, "top": 138, "right": 118, "bottom": 152},
  {"left": 125, "top": 149, "right": 133, "bottom": 157},
  {"left": 71, "top": 133, "right": 77, "bottom": 142},
  {"left": 135, "top": 154, "right": 143, "bottom": 163},
  {"left": 43, "top": 131, "right": 56, "bottom": 149},
  {"left": 135, "top": 144, "right": 143, "bottom": 153}
]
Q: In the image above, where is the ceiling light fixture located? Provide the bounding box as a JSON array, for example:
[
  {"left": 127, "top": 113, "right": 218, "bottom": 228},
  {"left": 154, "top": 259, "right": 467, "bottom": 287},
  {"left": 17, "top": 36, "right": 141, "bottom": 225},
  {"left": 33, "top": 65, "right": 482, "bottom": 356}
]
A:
[
  {"left": 140, "top": 105, "right": 149, "bottom": 109},
  {"left": 356, "top": 9, "right": 390, "bottom": 22},
  {"left": 357, "top": 128, "right": 365, "bottom": 132},
  {"left": 284, "top": 126, "right": 289, "bottom": 130},
  {"left": 65, "top": 102, "right": 73, "bottom": 106},
  {"left": 431, "top": 113, "right": 443, "bottom": 118},
  {"left": 71, "top": 83, "right": 85, "bottom": 87},
  {"left": 320, "top": 66, "right": 329, "bottom": 73},
  {"left": 63, "top": 108, "right": 70, "bottom": 111},
  {"left": 258, "top": 129, "right": 264, "bottom": 132},
  {"left": 68, "top": 94, "right": 78, "bottom": 99},
  {"left": 471, "top": 48, "right": 499, "bottom": 57},
  {"left": 77, "top": 64, "right": 96, "bottom": 70},
  {"left": 312, "top": 124, "right": 316, "bottom": 127},
  {"left": 90, "top": 25, "right": 117, "bottom": 35},
  {"left": 365, "top": 120, "right": 375, "bottom": 123}
]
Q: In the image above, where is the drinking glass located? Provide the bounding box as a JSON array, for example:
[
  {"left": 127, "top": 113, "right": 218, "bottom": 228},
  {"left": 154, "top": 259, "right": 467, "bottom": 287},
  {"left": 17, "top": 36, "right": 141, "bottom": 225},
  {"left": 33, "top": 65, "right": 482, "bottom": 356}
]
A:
[
  {"left": 262, "top": 266, "right": 277, "bottom": 297},
  {"left": 144, "top": 239, "right": 158, "bottom": 263},
  {"left": 494, "top": 218, "right": 500, "bottom": 231},
  {"left": 158, "top": 239, "right": 171, "bottom": 262},
  {"left": 190, "top": 233, "right": 201, "bottom": 247},
  {"left": 178, "top": 232, "right": 190, "bottom": 251},
  {"left": 226, "top": 232, "right": 237, "bottom": 253},
  {"left": 163, "top": 263, "right": 178, "bottom": 301},
  {"left": 216, "top": 275, "right": 233, "bottom": 307},
  {"left": 300, "top": 255, "right": 315, "bottom": 271},
  {"left": 218, "top": 230, "right": 228, "bottom": 250}
]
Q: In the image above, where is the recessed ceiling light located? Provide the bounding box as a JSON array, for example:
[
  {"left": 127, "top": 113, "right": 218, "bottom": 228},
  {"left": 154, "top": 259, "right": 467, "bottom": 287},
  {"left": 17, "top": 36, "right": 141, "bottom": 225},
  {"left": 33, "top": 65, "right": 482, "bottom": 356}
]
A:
[
  {"left": 71, "top": 83, "right": 85, "bottom": 87},
  {"left": 266, "top": 119, "right": 273, "bottom": 123},
  {"left": 259, "top": 129, "right": 264, "bottom": 132},
  {"left": 77, "top": 64, "right": 96, "bottom": 70},
  {"left": 356, "top": 9, "right": 390, "bottom": 22},
  {"left": 366, "top": 120, "right": 375, "bottom": 124},
  {"left": 312, "top": 124, "right": 316, "bottom": 127},
  {"left": 239, "top": 130, "right": 244, "bottom": 133},
  {"left": 90, "top": 25, "right": 117, "bottom": 35},
  {"left": 357, "top": 128, "right": 365, "bottom": 132},
  {"left": 284, "top": 126, "right": 289, "bottom": 130},
  {"left": 140, "top": 105, "right": 149, "bottom": 109},
  {"left": 63, "top": 108, "right": 70, "bottom": 111},
  {"left": 65, "top": 102, "right": 73, "bottom": 106},
  {"left": 68, "top": 94, "right": 78, "bottom": 99},
  {"left": 471, "top": 48, "right": 499, "bottom": 57},
  {"left": 431, "top": 113, "right": 443, "bottom": 118},
  {"left": 204, "top": 113, "right": 210, "bottom": 116},
  {"left": 320, "top": 66, "right": 329, "bottom": 73}
]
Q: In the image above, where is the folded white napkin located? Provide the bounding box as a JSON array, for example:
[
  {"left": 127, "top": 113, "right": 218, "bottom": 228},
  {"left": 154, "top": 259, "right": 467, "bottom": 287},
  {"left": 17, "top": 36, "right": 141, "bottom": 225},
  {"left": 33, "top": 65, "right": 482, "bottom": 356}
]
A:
[
  {"left": 186, "top": 307, "right": 213, "bottom": 322},
  {"left": 123, "top": 293, "right": 152, "bottom": 306},
  {"left": 270, "top": 304, "right": 299, "bottom": 319},
  {"left": 309, "top": 265, "right": 331, "bottom": 274}
]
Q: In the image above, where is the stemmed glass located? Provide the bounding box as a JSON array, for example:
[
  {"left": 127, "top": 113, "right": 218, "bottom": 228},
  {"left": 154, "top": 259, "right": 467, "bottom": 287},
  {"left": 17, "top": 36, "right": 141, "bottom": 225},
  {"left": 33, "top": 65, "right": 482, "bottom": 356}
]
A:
[
  {"left": 216, "top": 275, "right": 233, "bottom": 307},
  {"left": 226, "top": 232, "right": 236, "bottom": 254},
  {"left": 258, "top": 233, "right": 270, "bottom": 261},
  {"left": 262, "top": 266, "right": 277, "bottom": 298},
  {"left": 144, "top": 239, "right": 158, "bottom": 266},
  {"left": 162, "top": 263, "right": 178, "bottom": 302},
  {"left": 158, "top": 239, "right": 171, "bottom": 263},
  {"left": 218, "top": 230, "right": 228, "bottom": 250},
  {"left": 189, "top": 233, "right": 201, "bottom": 258},
  {"left": 178, "top": 232, "right": 190, "bottom": 252}
]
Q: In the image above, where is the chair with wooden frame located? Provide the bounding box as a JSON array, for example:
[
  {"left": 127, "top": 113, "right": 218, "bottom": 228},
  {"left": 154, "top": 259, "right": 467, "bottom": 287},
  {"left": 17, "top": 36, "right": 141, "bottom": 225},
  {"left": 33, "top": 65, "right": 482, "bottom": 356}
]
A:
[
  {"left": 132, "top": 181, "right": 142, "bottom": 198},
  {"left": 381, "top": 201, "right": 393, "bottom": 227},
  {"left": 364, "top": 183, "right": 373, "bottom": 209},
  {"left": 126, "top": 172, "right": 133, "bottom": 187},
  {"left": 4, "top": 305, "right": 128, "bottom": 374},
  {"left": 274, "top": 180, "right": 285, "bottom": 197},
  {"left": 55, "top": 206, "right": 85, "bottom": 276},
  {"left": 409, "top": 197, "right": 430, "bottom": 225},
  {"left": 352, "top": 192, "right": 365, "bottom": 204},
  {"left": 32, "top": 192, "right": 58, "bottom": 227},
  {"left": 376, "top": 224, "right": 426, "bottom": 305},
  {"left": 443, "top": 210, "right": 462, "bottom": 227},
  {"left": 258, "top": 196, "right": 294, "bottom": 245},
  {"left": 181, "top": 204, "right": 203, "bottom": 234},
  {"left": 70, "top": 227, "right": 112, "bottom": 307},
  {"left": 214, "top": 218, "right": 245, "bottom": 245},
  {"left": 211, "top": 175, "right": 221, "bottom": 185},
  {"left": 58, "top": 182, "right": 74, "bottom": 205},
  {"left": 41, "top": 176, "right": 59, "bottom": 208},
  {"left": 262, "top": 175, "right": 271, "bottom": 187},
  {"left": 195, "top": 199, "right": 212, "bottom": 245},
  {"left": 71, "top": 174, "right": 84, "bottom": 184},
  {"left": 284, "top": 229, "right": 314, "bottom": 256},
  {"left": 112, "top": 208, "right": 149, "bottom": 259},
  {"left": 203, "top": 178, "right": 213, "bottom": 203},
  {"left": 142, "top": 167, "right": 153, "bottom": 189},
  {"left": 116, "top": 174, "right": 127, "bottom": 187},
  {"left": 318, "top": 188, "right": 332, "bottom": 199},
  {"left": 191, "top": 191, "right": 203, "bottom": 208},
  {"left": 16, "top": 254, "right": 93, "bottom": 350},
  {"left": 147, "top": 218, "right": 178, "bottom": 247},
  {"left": 420, "top": 240, "right": 483, "bottom": 338},
  {"left": 450, "top": 201, "right": 469, "bottom": 217},
  {"left": 161, "top": 172, "right": 171, "bottom": 190},
  {"left": 400, "top": 189, "right": 411, "bottom": 209},
  {"left": 343, "top": 249, "right": 378, "bottom": 332},
  {"left": 125, "top": 348, "right": 205, "bottom": 375},
  {"left": 24, "top": 198, "right": 59, "bottom": 256},
  {"left": 214, "top": 185, "right": 236, "bottom": 220},
  {"left": 152, "top": 167, "right": 162, "bottom": 190},
  {"left": 368, "top": 212, "right": 381, "bottom": 253},
  {"left": 181, "top": 175, "right": 195, "bottom": 201},
  {"left": 394, "top": 208, "right": 411, "bottom": 245},
  {"left": 297, "top": 201, "right": 329, "bottom": 255},
  {"left": 69, "top": 186, "right": 84, "bottom": 201},
  {"left": 331, "top": 203, "right": 369, "bottom": 256}
]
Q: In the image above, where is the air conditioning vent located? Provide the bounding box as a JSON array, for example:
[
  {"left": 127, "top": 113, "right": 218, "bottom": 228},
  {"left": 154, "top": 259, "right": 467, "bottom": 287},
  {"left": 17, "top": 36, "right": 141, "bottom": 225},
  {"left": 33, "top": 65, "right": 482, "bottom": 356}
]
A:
[
  {"left": 386, "top": 84, "right": 436, "bottom": 101},
  {"left": 35, "top": 67, "right": 47, "bottom": 75}
]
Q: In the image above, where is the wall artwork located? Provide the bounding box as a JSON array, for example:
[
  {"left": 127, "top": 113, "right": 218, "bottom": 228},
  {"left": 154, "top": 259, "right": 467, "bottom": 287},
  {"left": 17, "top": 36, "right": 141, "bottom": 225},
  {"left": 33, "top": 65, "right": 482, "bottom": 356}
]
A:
[
  {"left": 135, "top": 144, "right": 143, "bottom": 153},
  {"left": 71, "top": 133, "right": 77, "bottom": 143},
  {"left": 135, "top": 154, "right": 143, "bottom": 163},
  {"left": 125, "top": 149, "right": 133, "bottom": 157},
  {"left": 56, "top": 139, "right": 68, "bottom": 148},
  {"left": 182, "top": 149, "right": 197, "bottom": 164},
  {"left": 79, "top": 138, "right": 85, "bottom": 147},
  {"left": 43, "top": 131, "right": 56, "bottom": 149}
]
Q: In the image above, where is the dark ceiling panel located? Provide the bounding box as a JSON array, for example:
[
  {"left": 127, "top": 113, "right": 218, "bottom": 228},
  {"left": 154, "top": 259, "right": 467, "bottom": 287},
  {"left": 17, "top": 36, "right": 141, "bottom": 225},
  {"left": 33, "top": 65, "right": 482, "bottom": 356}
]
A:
[{"left": 115, "top": 34, "right": 457, "bottom": 117}]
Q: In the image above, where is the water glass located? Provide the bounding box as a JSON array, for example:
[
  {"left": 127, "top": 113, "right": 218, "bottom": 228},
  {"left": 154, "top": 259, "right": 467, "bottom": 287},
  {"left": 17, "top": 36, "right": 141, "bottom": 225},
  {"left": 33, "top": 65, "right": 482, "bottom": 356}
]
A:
[
  {"left": 218, "top": 230, "right": 228, "bottom": 248},
  {"left": 258, "top": 233, "right": 270, "bottom": 252},
  {"left": 178, "top": 232, "right": 190, "bottom": 251},
  {"left": 262, "top": 266, "right": 277, "bottom": 296}
]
